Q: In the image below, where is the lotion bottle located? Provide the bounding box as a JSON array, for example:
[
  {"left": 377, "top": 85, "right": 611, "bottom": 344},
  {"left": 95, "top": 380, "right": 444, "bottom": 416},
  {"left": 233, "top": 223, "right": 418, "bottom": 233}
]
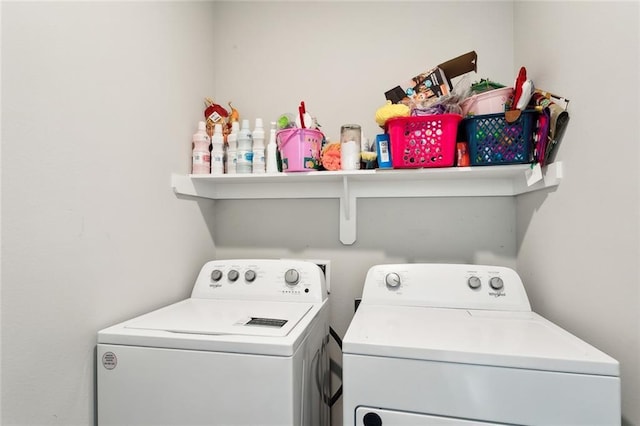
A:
[
  {"left": 211, "top": 123, "right": 225, "bottom": 175},
  {"left": 192, "top": 121, "right": 211, "bottom": 174}
]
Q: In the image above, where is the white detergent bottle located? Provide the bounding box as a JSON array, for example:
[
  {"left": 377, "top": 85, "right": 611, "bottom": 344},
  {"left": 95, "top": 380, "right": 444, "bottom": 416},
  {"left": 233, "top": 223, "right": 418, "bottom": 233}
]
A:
[
  {"left": 192, "top": 121, "right": 211, "bottom": 174},
  {"left": 237, "top": 119, "right": 253, "bottom": 174},
  {"left": 252, "top": 118, "right": 266, "bottom": 174},
  {"left": 211, "top": 123, "right": 225, "bottom": 175},
  {"left": 266, "top": 121, "right": 280, "bottom": 173},
  {"left": 226, "top": 121, "right": 239, "bottom": 174}
]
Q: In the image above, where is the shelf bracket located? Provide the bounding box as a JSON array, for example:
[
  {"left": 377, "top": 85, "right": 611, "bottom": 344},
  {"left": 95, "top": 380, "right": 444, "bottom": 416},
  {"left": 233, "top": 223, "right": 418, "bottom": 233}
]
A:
[{"left": 340, "top": 176, "right": 356, "bottom": 245}]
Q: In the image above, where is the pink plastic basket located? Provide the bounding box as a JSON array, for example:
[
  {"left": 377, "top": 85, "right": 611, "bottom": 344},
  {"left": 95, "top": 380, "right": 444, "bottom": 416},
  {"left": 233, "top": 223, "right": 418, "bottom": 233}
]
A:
[
  {"left": 386, "top": 114, "right": 462, "bottom": 168},
  {"left": 276, "top": 128, "right": 323, "bottom": 172},
  {"left": 461, "top": 87, "right": 514, "bottom": 116}
]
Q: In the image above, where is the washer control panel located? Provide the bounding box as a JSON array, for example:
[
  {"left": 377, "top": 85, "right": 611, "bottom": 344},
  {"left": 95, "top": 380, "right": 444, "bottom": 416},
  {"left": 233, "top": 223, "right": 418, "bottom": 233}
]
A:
[
  {"left": 362, "top": 263, "right": 531, "bottom": 311},
  {"left": 191, "top": 259, "right": 327, "bottom": 302}
]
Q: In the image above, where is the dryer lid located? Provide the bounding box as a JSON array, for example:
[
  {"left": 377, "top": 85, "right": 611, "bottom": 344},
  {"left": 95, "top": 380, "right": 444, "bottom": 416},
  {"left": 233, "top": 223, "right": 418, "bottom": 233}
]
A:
[
  {"left": 343, "top": 305, "right": 619, "bottom": 376},
  {"left": 124, "top": 299, "right": 313, "bottom": 337}
]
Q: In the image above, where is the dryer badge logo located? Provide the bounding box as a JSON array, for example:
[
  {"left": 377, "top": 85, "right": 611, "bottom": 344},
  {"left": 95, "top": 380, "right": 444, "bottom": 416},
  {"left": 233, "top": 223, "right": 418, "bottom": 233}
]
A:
[{"left": 102, "top": 351, "right": 118, "bottom": 370}]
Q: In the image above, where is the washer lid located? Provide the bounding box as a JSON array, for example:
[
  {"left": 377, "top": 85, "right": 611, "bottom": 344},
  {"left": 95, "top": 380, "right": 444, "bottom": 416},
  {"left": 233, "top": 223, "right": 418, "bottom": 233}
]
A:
[
  {"left": 124, "top": 299, "right": 312, "bottom": 337},
  {"left": 343, "top": 305, "right": 619, "bottom": 376}
]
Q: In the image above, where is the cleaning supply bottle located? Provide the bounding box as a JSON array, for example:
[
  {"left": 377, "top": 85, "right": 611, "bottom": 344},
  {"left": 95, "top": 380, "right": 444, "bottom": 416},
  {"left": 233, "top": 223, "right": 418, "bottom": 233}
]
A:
[
  {"left": 192, "top": 121, "right": 211, "bottom": 174},
  {"left": 226, "top": 121, "right": 239, "bottom": 174},
  {"left": 236, "top": 119, "right": 253, "bottom": 174},
  {"left": 266, "top": 121, "right": 280, "bottom": 173},
  {"left": 252, "top": 118, "right": 266, "bottom": 174},
  {"left": 211, "top": 123, "right": 225, "bottom": 175}
]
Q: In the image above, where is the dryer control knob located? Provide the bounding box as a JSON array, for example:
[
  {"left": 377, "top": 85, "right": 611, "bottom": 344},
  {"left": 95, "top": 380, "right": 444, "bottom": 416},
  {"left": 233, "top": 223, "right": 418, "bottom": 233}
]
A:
[
  {"left": 211, "top": 269, "right": 223, "bottom": 282},
  {"left": 284, "top": 269, "right": 300, "bottom": 286},
  {"left": 228, "top": 269, "right": 239, "bottom": 282},
  {"left": 385, "top": 272, "right": 401, "bottom": 289},
  {"left": 468, "top": 276, "right": 481, "bottom": 289},
  {"left": 245, "top": 270, "right": 256, "bottom": 282},
  {"left": 489, "top": 276, "right": 504, "bottom": 290}
]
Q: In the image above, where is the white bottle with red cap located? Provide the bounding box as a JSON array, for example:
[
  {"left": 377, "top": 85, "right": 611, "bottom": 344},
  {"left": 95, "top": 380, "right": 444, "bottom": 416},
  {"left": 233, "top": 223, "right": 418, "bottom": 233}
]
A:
[{"left": 191, "top": 121, "right": 210, "bottom": 174}]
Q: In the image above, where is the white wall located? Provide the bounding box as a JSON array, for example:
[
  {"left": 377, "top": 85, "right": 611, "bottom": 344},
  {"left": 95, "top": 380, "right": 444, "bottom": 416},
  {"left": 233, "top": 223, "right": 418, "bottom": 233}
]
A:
[
  {"left": 210, "top": 2, "right": 516, "bottom": 425},
  {"left": 514, "top": 2, "right": 640, "bottom": 425},
  {"left": 1, "top": 2, "right": 217, "bottom": 425},
  {"left": 4, "top": 1, "right": 636, "bottom": 426}
]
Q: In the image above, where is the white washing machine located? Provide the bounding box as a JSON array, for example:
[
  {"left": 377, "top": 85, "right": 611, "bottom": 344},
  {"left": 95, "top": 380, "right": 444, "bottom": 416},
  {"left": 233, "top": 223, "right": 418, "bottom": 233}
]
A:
[
  {"left": 342, "top": 263, "right": 620, "bottom": 426},
  {"left": 97, "top": 259, "right": 330, "bottom": 426}
]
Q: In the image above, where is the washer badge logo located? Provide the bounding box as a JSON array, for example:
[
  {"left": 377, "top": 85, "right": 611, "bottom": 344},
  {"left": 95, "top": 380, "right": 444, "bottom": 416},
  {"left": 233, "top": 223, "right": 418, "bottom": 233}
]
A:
[
  {"left": 489, "top": 291, "right": 506, "bottom": 298},
  {"left": 102, "top": 351, "right": 117, "bottom": 370}
]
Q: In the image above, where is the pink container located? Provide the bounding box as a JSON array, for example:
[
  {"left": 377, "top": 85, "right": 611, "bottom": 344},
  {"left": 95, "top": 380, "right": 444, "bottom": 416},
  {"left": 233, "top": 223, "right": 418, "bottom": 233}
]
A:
[
  {"left": 461, "top": 87, "right": 514, "bottom": 116},
  {"left": 386, "top": 114, "right": 462, "bottom": 168},
  {"left": 276, "top": 128, "right": 323, "bottom": 172}
]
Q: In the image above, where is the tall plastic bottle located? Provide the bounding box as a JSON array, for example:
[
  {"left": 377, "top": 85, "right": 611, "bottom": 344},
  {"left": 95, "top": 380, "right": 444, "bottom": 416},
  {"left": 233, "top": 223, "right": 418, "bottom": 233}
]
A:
[
  {"left": 226, "top": 121, "right": 239, "bottom": 174},
  {"left": 252, "top": 118, "right": 266, "bottom": 174},
  {"left": 192, "top": 121, "right": 211, "bottom": 174},
  {"left": 211, "top": 123, "right": 225, "bottom": 175},
  {"left": 236, "top": 119, "right": 253, "bottom": 174},
  {"left": 266, "top": 121, "right": 280, "bottom": 173}
]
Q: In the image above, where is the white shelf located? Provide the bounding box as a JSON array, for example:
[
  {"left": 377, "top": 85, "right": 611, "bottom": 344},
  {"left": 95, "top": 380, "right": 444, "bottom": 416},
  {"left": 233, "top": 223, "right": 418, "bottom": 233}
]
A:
[{"left": 172, "top": 162, "right": 563, "bottom": 245}]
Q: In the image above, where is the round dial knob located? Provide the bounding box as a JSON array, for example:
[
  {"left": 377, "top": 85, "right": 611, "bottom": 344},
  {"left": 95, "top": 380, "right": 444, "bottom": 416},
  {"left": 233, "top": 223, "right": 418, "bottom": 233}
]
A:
[
  {"left": 227, "top": 269, "right": 239, "bottom": 282},
  {"left": 211, "top": 269, "right": 223, "bottom": 282},
  {"left": 245, "top": 270, "right": 257, "bottom": 282},
  {"left": 468, "top": 276, "right": 481, "bottom": 289},
  {"left": 385, "top": 272, "right": 401, "bottom": 289},
  {"left": 284, "top": 269, "right": 300, "bottom": 286},
  {"left": 489, "top": 276, "right": 504, "bottom": 290}
]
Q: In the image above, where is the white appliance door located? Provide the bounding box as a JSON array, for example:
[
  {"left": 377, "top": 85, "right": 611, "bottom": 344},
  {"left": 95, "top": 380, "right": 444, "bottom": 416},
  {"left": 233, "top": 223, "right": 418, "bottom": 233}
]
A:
[
  {"left": 125, "top": 298, "right": 312, "bottom": 337},
  {"left": 356, "top": 407, "right": 499, "bottom": 425},
  {"left": 97, "top": 344, "right": 302, "bottom": 426}
]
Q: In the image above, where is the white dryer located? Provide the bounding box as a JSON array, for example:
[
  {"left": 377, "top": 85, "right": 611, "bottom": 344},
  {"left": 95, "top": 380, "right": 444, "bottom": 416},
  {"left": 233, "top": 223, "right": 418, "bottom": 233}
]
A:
[
  {"left": 98, "top": 259, "right": 330, "bottom": 426},
  {"left": 343, "top": 263, "right": 620, "bottom": 426}
]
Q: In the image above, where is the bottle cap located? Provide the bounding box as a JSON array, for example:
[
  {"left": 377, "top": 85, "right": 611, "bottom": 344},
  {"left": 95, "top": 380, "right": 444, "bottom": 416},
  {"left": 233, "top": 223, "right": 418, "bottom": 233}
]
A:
[
  {"left": 198, "top": 121, "right": 206, "bottom": 131},
  {"left": 231, "top": 121, "right": 239, "bottom": 133},
  {"left": 255, "top": 118, "right": 264, "bottom": 129}
]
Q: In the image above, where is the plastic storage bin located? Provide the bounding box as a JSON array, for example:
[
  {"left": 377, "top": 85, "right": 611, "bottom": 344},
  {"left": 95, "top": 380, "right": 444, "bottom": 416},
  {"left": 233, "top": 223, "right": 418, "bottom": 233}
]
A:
[
  {"left": 386, "top": 114, "right": 462, "bottom": 168},
  {"left": 276, "top": 128, "right": 323, "bottom": 172},
  {"left": 462, "top": 110, "right": 538, "bottom": 166},
  {"left": 461, "top": 87, "right": 514, "bottom": 116}
]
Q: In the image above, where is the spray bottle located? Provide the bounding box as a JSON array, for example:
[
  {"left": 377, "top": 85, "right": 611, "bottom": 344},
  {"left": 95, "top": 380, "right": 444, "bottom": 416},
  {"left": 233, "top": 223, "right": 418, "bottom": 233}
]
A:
[
  {"left": 252, "top": 118, "right": 266, "bottom": 174},
  {"left": 266, "top": 121, "right": 280, "bottom": 173},
  {"left": 226, "top": 121, "right": 239, "bottom": 174}
]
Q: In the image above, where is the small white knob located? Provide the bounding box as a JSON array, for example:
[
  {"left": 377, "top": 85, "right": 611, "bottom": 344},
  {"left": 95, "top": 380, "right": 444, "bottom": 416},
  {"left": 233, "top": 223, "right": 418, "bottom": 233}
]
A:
[
  {"left": 489, "top": 277, "right": 504, "bottom": 290},
  {"left": 228, "top": 269, "right": 239, "bottom": 282},
  {"left": 211, "top": 269, "right": 223, "bottom": 282},
  {"left": 385, "top": 272, "right": 401, "bottom": 289},
  {"left": 468, "top": 276, "right": 481, "bottom": 289},
  {"left": 245, "top": 270, "right": 256, "bottom": 282},
  {"left": 284, "top": 269, "right": 300, "bottom": 286}
]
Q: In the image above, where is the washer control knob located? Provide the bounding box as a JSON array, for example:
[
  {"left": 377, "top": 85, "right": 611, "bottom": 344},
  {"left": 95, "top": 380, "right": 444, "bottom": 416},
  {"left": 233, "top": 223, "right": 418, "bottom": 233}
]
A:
[
  {"left": 245, "top": 270, "right": 257, "bottom": 282},
  {"left": 468, "top": 276, "right": 481, "bottom": 289},
  {"left": 284, "top": 269, "right": 300, "bottom": 286},
  {"left": 489, "top": 276, "right": 504, "bottom": 290},
  {"left": 385, "top": 272, "right": 401, "bottom": 289},
  {"left": 228, "top": 269, "right": 239, "bottom": 282},
  {"left": 211, "top": 269, "right": 223, "bottom": 282}
]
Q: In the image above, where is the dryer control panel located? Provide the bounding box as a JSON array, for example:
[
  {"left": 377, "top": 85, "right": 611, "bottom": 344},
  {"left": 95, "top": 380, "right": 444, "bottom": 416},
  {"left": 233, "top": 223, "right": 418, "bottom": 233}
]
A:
[
  {"left": 361, "top": 263, "right": 531, "bottom": 312},
  {"left": 190, "top": 259, "right": 327, "bottom": 303}
]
